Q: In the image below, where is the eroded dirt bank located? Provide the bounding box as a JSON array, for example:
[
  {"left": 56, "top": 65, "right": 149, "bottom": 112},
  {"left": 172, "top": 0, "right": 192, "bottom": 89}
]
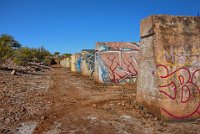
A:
[{"left": 0, "top": 67, "right": 200, "bottom": 134}]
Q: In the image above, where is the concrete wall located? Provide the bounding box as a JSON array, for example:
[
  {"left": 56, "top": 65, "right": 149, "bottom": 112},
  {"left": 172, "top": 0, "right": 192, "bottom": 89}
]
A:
[
  {"left": 60, "top": 58, "right": 65, "bottom": 67},
  {"left": 66, "top": 58, "right": 71, "bottom": 68},
  {"left": 60, "top": 57, "right": 71, "bottom": 68},
  {"left": 81, "top": 50, "right": 95, "bottom": 77},
  {"left": 137, "top": 15, "right": 200, "bottom": 120},
  {"left": 71, "top": 53, "right": 82, "bottom": 73},
  {"left": 94, "top": 42, "right": 139, "bottom": 84}
]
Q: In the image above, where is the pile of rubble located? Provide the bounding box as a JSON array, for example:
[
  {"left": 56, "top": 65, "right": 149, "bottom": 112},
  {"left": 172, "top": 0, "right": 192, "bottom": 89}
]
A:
[
  {"left": 0, "top": 61, "right": 52, "bottom": 75},
  {"left": 0, "top": 68, "right": 51, "bottom": 133}
]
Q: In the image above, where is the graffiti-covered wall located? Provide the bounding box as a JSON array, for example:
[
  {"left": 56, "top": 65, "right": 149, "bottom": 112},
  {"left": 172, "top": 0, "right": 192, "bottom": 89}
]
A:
[
  {"left": 81, "top": 50, "right": 95, "bottom": 77},
  {"left": 137, "top": 15, "right": 200, "bottom": 120},
  {"left": 60, "top": 57, "right": 71, "bottom": 68},
  {"left": 94, "top": 42, "right": 139, "bottom": 84},
  {"left": 71, "top": 53, "right": 82, "bottom": 73}
]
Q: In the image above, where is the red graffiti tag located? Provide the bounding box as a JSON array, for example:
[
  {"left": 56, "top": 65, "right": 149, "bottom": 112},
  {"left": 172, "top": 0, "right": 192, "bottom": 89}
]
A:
[
  {"left": 157, "top": 64, "right": 200, "bottom": 119},
  {"left": 100, "top": 51, "right": 138, "bottom": 83}
]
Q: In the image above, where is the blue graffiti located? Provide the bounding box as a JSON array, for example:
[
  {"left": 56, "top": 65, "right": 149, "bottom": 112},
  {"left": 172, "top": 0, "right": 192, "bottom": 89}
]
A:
[
  {"left": 82, "top": 52, "right": 95, "bottom": 76},
  {"left": 76, "top": 57, "right": 82, "bottom": 73},
  {"left": 96, "top": 45, "right": 110, "bottom": 52},
  {"left": 95, "top": 43, "right": 139, "bottom": 84},
  {"left": 95, "top": 53, "right": 110, "bottom": 83}
]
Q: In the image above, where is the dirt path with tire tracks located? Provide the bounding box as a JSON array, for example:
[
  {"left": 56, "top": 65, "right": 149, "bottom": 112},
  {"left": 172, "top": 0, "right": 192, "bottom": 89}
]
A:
[{"left": 34, "top": 66, "right": 200, "bottom": 134}]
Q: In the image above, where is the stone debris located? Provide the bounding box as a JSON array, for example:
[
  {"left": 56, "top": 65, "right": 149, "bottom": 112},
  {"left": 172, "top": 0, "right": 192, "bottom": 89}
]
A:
[
  {"left": 15, "top": 121, "right": 38, "bottom": 134},
  {"left": 196, "top": 119, "right": 200, "bottom": 124},
  {"left": 11, "top": 70, "right": 16, "bottom": 75},
  {"left": 0, "top": 69, "right": 50, "bottom": 133}
]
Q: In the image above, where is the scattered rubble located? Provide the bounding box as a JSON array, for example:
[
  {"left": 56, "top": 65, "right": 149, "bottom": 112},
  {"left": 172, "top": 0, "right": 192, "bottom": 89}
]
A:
[
  {"left": 15, "top": 121, "right": 38, "bottom": 134},
  {"left": 0, "top": 66, "right": 199, "bottom": 133},
  {"left": 0, "top": 67, "right": 50, "bottom": 133},
  {"left": 0, "top": 61, "right": 52, "bottom": 75}
]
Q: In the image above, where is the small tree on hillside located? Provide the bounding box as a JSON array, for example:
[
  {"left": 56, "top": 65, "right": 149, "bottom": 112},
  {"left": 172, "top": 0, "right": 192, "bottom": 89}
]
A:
[
  {"left": 0, "top": 34, "right": 14, "bottom": 61},
  {"left": 54, "top": 52, "right": 60, "bottom": 56},
  {"left": 62, "top": 53, "right": 71, "bottom": 57}
]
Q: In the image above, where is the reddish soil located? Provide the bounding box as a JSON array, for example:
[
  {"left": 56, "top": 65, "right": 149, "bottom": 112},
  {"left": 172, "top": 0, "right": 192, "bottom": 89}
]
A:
[{"left": 0, "top": 66, "right": 200, "bottom": 134}]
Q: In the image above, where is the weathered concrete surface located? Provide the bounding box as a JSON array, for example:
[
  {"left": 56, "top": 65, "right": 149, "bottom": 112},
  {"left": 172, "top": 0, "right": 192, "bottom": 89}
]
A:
[
  {"left": 60, "top": 57, "right": 71, "bottom": 68},
  {"left": 81, "top": 49, "right": 95, "bottom": 77},
  {"left": 71, "top": 53, "right": 82, "bottom": 73},
  {"left": 66, "top": 57, "right": 71, "bottom": 68},
  {"left": 137, "top": 15, "right": 200, "bottom": 120},
  {"left": 94, "top": 42, "right": 139, "bottom": 84}
]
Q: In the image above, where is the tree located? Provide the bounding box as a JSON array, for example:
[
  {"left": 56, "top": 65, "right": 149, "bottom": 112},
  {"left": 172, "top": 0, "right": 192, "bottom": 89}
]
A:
[
  {"left": 10, "top": 40, "right": 21, "bottom": 49},
  {"left": 35, "top": 47, "right": 51, "bottom": 63},
  {"left": 0, "top": 34, "right": 21, "bottom": 49},
  {"left": 62, "top": 53, "right": 71, "bottom": 57},
  {"left": 13, "top": 47, "right": 33, "bottom": 65},
  {"left": 54, "top": 52, "right": 60, "bottom": 56},
  {"left": 0, "top": 34, "right": 52, "bottom": 65},
  {"left": 13, "top": 47, "right": 51, "bottom": 65},
  {"left": 0, "top": 34, "right": 13, "bottom": 61},
  {"left": 0, "top": 34, "right": 23, "bottom": 62}
]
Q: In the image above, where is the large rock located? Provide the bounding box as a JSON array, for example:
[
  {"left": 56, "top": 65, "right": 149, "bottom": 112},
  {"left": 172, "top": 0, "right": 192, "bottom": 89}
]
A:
[{"left": 137, "top": 15, "right": 200, "bottom": 120}]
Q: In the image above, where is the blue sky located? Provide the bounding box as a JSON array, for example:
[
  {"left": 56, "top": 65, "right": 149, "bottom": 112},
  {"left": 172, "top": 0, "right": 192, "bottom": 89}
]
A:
[{"left": 0, "top": 0, "right": 199, "bottom": 54}]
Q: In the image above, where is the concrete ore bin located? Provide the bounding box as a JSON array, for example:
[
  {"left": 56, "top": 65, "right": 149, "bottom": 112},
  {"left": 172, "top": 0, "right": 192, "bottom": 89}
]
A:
[
  {"left": 71, "top": 53, "right": 82, "bottom": 73},
  {"left": 94, "top": 42, "right": 139, "bottom": 84},
  {"left": 60, "top": 57, "right": 71, "bottom": 68},
  {"left": 136, "top": 15, "right": 200, "bottom": 120},
  {"left": 81, "top": 49, "right": 95, "bottom": 77}
]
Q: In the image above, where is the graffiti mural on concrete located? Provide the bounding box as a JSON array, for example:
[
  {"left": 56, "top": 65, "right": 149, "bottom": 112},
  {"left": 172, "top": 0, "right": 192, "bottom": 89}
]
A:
[
  {"left": 71, "top": 53, "right": 82, "bottom": 73},
  {"left": 95, "top": 42, "right": 139, "bottom": 84},
  {"left": 157, "top": 64, "right": 200, "bottom": 119},
  {"left": 137, "top": 15, "right": 200, "bottom": 120},
  {"left": 81, "top": 50, "right": 95, "bottom": 76},
  {"left": 76, "top": 57, "right": 82, "bottom": 73}
]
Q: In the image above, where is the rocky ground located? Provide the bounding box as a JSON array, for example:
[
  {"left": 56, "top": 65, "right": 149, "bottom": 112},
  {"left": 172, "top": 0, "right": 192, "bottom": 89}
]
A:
[{"left": 0, "top": 66, "right": 200, "bottom": 134}]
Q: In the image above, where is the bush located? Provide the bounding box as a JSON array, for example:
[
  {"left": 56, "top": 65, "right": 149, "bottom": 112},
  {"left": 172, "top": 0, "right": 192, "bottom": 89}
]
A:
[
  {"left": 13, "top": 47, "right": 51, "bottom": 66},
  {"left": 0, "top": 34, "right": 52, "bottom": 66},
  {"left": 0, "top": 35, "right": 14, "bottom": 61},
  {"left": 13, "top": 47, "right": 33, "bottom": 65}
]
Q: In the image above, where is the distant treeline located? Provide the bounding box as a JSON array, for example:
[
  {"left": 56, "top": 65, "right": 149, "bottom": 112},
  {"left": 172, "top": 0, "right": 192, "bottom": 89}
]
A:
[{"left": 0, "top": 34, "right": 70, "bottom": 66}]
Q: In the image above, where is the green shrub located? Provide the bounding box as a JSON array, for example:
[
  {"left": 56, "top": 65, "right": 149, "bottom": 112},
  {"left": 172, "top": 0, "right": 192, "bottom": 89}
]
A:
[
  {"left": 13, "top": 47, "right": 51, "bottom": 65},
  {"left": 0, "top": 34, "right": 52, "bottom": 66},
  {"left": 0, "top": 35, "right": 14, "bottom": 61}
]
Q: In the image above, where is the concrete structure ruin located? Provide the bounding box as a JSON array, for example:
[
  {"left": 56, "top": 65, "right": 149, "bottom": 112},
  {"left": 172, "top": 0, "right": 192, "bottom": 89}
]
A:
[
  {"left": 71, "top": 53, "right": 82, "bottom": 73},
  {"left": 137, "top": 15, "right": 200, "bottom": 120},
  {"left": 60, "top": 14, "right": 200, "bottom": 121},
  {"left": 94, "top": 42, "right": 139, "bottom": 84},
  {"left": 81, "top": 49, "right": 95, "bottom": 77},
  {"left": 60, "top": 57, "right": 71, "bottom": 68}
]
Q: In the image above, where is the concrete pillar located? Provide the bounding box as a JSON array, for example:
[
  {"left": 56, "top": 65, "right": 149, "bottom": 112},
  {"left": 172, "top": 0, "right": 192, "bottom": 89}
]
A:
[
  {"left": 60, "top": 58, "right": 67, "bottom": 68},
  {"left": 81, "top": 50, "right": 95, "bottom": 77},
  {"left": 137, "top": 15, "right": 200, "bottom": 120},
  {"left": 60, "top": 59, "right": 64, "bottom": 67},
  {"left": 71, "top": 53, "right": 82, "bottom": 73},
  {"left": 71, "top": 55, "right": 76, "bottom": 72},
  {"left": 94, "top": 42, "right": 139, "bottom": 84},
  {"left": 66, "top": 57, "right": 71, "bottom": 68}
]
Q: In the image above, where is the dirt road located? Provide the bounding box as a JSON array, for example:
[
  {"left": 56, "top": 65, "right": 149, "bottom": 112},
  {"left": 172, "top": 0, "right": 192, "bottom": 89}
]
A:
[
  {"left": 35, "top": 66, "right": 200, "bottom": 134},
  {"left": 35, "top": 66, "right": 142, "bottom": 133},
  {"left": 1, "top": 66, "right": 200, "bottom": 134}
]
